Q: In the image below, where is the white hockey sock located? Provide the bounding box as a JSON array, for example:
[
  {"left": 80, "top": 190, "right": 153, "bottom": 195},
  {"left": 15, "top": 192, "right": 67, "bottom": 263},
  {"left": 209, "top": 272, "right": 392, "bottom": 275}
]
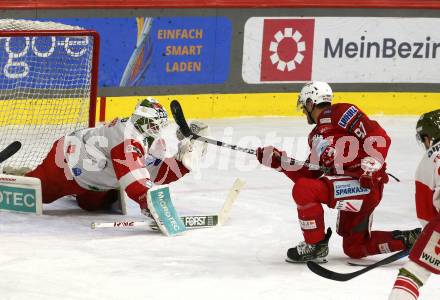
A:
[{"left": 388, "top": 261, "right": 431, "bottom": 300}]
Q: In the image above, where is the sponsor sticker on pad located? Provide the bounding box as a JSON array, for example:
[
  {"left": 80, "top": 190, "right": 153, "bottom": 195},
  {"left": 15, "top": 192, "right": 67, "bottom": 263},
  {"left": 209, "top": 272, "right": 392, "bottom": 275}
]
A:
[{"left": 334, "top": 180, "right": 370, "bottom": 199}]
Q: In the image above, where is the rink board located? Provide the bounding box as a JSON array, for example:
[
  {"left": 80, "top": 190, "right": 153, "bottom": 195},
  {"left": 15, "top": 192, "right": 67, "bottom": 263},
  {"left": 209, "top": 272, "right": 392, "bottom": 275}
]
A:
[{"left": 102, "top": 92, "right": 440, "bottom": 121}]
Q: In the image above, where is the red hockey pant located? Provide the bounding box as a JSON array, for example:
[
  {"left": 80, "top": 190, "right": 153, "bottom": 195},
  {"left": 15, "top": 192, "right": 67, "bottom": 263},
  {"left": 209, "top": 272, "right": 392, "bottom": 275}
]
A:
[{"left": 292, "top": 177, "right": 405, "bottom": 258}]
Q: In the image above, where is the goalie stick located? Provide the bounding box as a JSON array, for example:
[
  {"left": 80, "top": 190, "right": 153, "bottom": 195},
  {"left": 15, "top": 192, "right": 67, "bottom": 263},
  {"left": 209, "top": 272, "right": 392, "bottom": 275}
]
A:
[
  {"left": 0, "top": 141, "right": 22, "bottom": 164},
  {"left": 306, "top": 249, "right": 409, "bottom": 282},
  {"left": 92, "top": 215, "right": 219, "bottom": 230},
  {"left": 91, "top": 178, "right": 245, "bottom": 230}
]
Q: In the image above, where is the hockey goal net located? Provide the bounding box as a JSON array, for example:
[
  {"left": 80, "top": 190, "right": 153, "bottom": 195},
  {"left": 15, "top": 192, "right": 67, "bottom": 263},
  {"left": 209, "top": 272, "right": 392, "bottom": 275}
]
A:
[{"left": 0, "top": 19, "right": 99, "bottom": 171}]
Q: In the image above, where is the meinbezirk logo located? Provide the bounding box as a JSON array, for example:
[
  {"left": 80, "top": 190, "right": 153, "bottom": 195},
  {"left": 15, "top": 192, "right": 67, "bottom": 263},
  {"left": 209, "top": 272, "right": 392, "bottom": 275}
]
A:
[{"left": 260, "top": 19, "right": 315, "bottom": 82}]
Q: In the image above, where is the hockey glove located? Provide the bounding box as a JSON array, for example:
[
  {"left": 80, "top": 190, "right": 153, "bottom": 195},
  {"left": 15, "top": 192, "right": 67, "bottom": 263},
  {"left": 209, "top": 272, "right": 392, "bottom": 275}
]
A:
[
  {"left": 319, "top": 146, "right": 336, "bottom": 169},
  {"left": 359, "top": 156, "right": 389, "bottom": 189},
  {"left": 256, "top": 146, "right": 286, "bottom": 170},
  {"left": 175, "top": 121, "right": 210, "bottom": 171},
  {"left": 176, "top": 120, "right": 209, "bottom": 141},
  {"left": 312, "top": 135, "right": 336, "bottom": 169}
]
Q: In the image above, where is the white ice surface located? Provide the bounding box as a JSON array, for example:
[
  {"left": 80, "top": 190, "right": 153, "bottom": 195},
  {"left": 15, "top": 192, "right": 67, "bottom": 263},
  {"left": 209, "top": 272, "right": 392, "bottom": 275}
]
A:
[{"left": 1, "top": 116, "right": 439, "bottom": 300}]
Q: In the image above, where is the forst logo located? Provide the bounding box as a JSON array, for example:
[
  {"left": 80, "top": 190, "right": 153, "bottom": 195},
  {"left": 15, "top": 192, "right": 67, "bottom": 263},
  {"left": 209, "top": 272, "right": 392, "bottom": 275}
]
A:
[
  {"left": 184, "top": 216, "right": 207, "bottom": 227},
  {"left": 260, "top": 19, "right": 315, "bottom": 82}
]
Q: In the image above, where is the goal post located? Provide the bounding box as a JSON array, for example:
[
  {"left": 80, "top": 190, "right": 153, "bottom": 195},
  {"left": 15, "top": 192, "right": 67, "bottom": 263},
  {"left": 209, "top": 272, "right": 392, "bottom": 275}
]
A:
[{"left": 0, "top": 19, "right": 100, "bottom": 171}]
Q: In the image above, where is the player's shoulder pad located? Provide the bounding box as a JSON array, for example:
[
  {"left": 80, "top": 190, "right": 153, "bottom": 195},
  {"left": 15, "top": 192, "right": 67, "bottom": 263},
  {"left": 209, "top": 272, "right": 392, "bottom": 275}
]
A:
[{"left": 331, "top": 103, "right": 363, "bottom": 129}]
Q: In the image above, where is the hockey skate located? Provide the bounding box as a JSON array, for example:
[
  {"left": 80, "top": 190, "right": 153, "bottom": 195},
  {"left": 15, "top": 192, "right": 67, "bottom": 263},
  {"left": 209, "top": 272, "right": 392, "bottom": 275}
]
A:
[
  {"left": 286, "top": 228, "right": 332, "bottom": 264},
  {"left": 141, "top": 208, "right": 161, "bottom": 231},
  {"left": 392, "top": 227, "right": 422, "bottom": 251}
]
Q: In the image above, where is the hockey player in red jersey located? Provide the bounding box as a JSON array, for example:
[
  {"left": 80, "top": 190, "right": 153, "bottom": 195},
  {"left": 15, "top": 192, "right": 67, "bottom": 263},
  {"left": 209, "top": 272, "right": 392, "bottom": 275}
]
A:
[
  {"left": 256, "top": 81, "right": 420, "bottom": 263},
  {"left": 389, "top": 109, "right": 440, "bottom": 300},
  {"left": 18, "top": 97, "right": 208, "bottom": 221}
]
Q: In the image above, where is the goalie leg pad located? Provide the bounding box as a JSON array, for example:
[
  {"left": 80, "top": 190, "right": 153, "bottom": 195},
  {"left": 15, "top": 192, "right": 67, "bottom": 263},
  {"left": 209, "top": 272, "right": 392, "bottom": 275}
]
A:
[{"left": 0, "top": 174, "right": 43, "bottom": 215}]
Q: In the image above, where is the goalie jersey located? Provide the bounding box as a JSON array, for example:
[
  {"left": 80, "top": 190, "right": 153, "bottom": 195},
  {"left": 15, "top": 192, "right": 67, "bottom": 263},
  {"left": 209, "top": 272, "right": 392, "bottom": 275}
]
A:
[
  {"left": 63, "top": 118, "right": 188, "bottom": 207},
  {"left": 415, "top": 141, "right": 440, "bottom": 226}
]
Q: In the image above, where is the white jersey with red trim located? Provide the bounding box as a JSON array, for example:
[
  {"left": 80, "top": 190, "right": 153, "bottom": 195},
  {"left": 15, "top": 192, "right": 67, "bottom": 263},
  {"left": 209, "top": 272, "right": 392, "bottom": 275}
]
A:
[
  {"left": 63, "top": 117, "right": 165, "bottom": 197},
  {"left": 415, "top": 141, "right": 440, "bottom": 226}
]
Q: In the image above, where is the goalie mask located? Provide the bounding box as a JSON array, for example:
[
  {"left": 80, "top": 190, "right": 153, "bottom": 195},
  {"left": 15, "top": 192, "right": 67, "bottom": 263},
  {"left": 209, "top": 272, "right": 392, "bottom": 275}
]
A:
[
  {"left": 131, "top": 97, "right": 168, "bottom": 138},
  {"left": 416, "top": 109, "right": 440, "bottom": 149}
]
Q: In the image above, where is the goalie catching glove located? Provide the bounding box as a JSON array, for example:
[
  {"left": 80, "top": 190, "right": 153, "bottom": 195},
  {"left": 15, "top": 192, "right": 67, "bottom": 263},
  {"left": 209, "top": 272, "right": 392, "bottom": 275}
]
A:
[{"left": 175, "top": 121, "right": 210, "bottom": 171}]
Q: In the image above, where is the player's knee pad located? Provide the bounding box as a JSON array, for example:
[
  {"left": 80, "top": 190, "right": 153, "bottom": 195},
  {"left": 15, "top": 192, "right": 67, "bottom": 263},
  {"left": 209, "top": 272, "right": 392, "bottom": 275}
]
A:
[
  {"left": 343, "top": 245, "right": 366, "bottom": 259},
  {"left": 342, "top": 235, "right": 369, "bottom": 258}
]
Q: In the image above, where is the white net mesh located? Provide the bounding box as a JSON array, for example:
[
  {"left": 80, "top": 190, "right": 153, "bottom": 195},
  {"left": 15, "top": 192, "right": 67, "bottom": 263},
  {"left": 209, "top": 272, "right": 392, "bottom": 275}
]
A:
[
  {"left": 0, "top": 19, "right": 96, "bottom": 170},
  {"left": 0, "top": 19, "right": 83, "bottom": 31}
]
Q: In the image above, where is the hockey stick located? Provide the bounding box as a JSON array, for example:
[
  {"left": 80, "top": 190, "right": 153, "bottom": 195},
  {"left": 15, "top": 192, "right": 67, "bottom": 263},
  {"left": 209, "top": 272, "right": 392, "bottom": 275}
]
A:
[
  {"left": 170, "top": 100, "right": 322, "bottom": 171},
  {"left": 0, "top": 141, "right": 22, "bottom": 164},
  {"left": 306, "top": 249, "right": 409, "bottom": 282},
  {"left": 91, "top": 178, "right": 245, "bottom": 230}
]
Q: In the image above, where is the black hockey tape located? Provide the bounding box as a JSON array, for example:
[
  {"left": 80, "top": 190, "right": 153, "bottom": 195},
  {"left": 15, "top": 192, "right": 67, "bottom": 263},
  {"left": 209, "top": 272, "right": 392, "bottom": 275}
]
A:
[
  {"left": 0, "top": 141, "right": 22, "bottom": 164},
  {"left": 170, "top": 100, "right": 192, "bottom": 138}
]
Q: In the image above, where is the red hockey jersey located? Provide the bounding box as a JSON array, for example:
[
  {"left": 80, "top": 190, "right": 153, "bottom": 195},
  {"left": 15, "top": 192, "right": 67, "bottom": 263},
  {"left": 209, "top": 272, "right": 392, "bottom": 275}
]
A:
[{"left": 283, "top": 103, "right": 391, "bottom": 181}]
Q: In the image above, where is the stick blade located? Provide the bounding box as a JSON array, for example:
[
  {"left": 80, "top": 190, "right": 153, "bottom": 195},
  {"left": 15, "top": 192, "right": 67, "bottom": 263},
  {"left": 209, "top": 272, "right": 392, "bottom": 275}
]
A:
[
  {"left": 307, "top": 249, "right": 409, "bottom": 282},
  {"left": 0, "top": 141, "right": 22, "bottom": 164},
  {"left": 307, "top": 261, "right": 351, "bottom": 282},
  {"left": 218, "top": 178, "right": 245, "bottom": 225},
  {"left": 170, "top": 100, "right": 192, "bottom": 138}
]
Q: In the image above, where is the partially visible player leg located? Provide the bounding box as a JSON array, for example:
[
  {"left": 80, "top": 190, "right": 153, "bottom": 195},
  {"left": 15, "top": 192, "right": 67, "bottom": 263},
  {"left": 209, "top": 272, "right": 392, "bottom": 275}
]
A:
[
  {"left": 388, "top": 214, "right": 440, "bottom": 300},
  {"left": 292, "top": 177, "right": 329, "bottom": 243},
  {"left": 25, "top": 138, "right": 83, "bottom": 203},
  {"left": 338, "top": 189, "right": 420, "bottom": 258},
  {"left": 341, "top": 224, "right": 409, "bottom": 259},
  {"left": 286, "top": 177, "right": 332, "bottom": 263}
]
